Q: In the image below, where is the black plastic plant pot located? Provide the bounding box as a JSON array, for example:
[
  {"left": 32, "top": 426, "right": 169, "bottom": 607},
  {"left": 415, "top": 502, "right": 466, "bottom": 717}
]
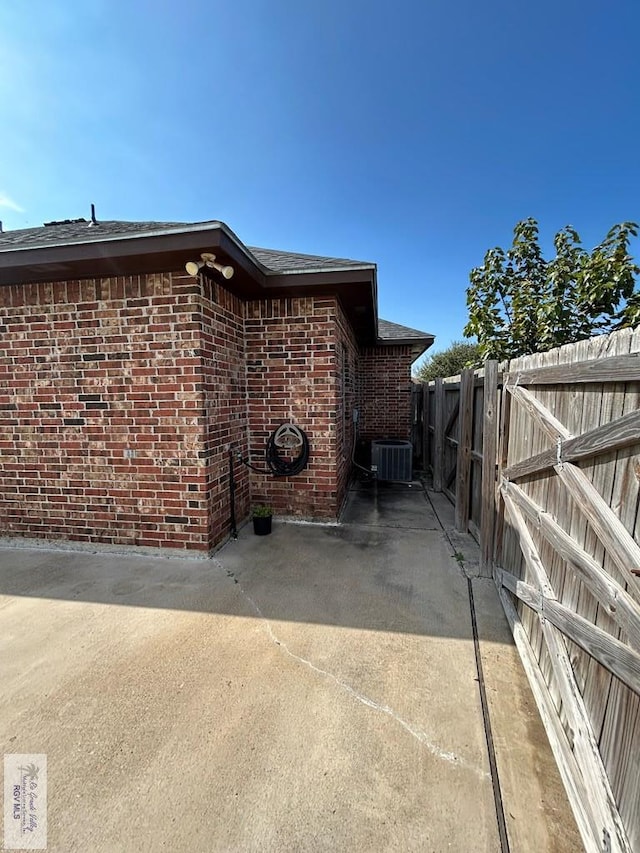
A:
[{"left": 253, "top": 516, "right": 272, "bottom": 536}]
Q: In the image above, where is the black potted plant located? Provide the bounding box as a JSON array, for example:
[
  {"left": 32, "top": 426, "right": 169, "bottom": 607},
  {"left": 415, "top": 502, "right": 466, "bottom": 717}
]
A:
[{"left": 252, "top": 504, "right": 273, "bottom": 536}]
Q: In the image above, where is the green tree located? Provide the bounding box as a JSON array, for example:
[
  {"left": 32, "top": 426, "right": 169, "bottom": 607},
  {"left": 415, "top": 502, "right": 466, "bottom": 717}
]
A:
[
  {"left": 464, "top": 218, "right": 640, "bottom": 361},
  {"left": 413, "top": 340, "right": 483, "bottom": 383}
]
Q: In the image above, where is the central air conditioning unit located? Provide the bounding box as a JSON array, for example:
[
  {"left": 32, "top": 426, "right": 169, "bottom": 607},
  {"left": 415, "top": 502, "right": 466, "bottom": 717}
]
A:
[{"left": 371, "top": 440, "right": 413, "bottom": 483}]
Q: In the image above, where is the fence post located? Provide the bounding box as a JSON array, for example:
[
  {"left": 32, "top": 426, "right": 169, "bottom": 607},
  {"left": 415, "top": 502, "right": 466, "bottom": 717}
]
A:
[
  {"left": 480, "top": 360, "right": 499, "bottom": 576},
  {"left": 422, "top": 384, "right": 429, "bottom": 471},
  {"left": 433, "top": 379, "right": 444, "bottom": 492},
  {"left": 455, "top": 368, "right": 474, "bottom": 532},
  {"left": 410, "top": 385, "right": 419, "bottom": 461},
  {"left": 493, "top": 360, "right": 511, "bottom": 572}
]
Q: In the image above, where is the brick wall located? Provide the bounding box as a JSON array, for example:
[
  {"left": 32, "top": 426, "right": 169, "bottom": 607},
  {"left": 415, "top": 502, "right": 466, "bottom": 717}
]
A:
[
  {"left": 0, "top": 273, "right": 223, "bottom": 551},
  {"left": 0, "top": 271, "right": 415, "bottom": 550},
  {"left": 199, "top": 278, "right": 250, "bottom": 549},
  {"left": 244, "top": 296, "right": 341, "bottom": 519},
  {"left": 335, "top": 301, "right": 359, "bottom": 512},
  {"left": 358, "top": 345, "right": 414, "bottom": 441}
]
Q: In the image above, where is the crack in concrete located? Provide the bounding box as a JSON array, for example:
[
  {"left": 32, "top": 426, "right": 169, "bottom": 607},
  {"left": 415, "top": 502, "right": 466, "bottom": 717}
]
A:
[{"left": 218, "top": 561, "right": 488, "bottom": 779}]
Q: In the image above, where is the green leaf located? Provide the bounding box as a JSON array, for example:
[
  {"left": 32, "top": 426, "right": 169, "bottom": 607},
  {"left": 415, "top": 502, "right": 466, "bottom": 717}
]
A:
[{"left": 464, "top": 219, "right": 639, "bottom": 358}]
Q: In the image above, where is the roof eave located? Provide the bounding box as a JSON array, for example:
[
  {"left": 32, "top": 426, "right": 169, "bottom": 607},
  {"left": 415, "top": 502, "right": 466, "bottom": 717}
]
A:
[
  {"left": 376, "top": 335, "right": 435, "bottom": 360},
  {"left": 0, "top": 225, "right": 268, "bottom": 291},
  {"left": 262, "top": 267, "right": 378, "bottom": 345},
  {"left": 263, "top": 263, "right": 376, "bottom": 276},
  {"left": 0, "top": 220, "right": 227, "bottom": 253},
  {"left": 0, "top": 225, "right": 380, "bottom": 345}
]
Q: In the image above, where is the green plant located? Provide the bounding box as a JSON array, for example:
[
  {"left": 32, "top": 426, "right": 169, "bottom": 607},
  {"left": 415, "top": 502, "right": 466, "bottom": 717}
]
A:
[
  {"left": 413, "top": 340, "right": 483, "bottom": 382},
  {"left": 465, "top": 218, "right": 639, "bottom": 360},
  {"left": 252, "top": 504, "right": 272, "bottom": 518}
]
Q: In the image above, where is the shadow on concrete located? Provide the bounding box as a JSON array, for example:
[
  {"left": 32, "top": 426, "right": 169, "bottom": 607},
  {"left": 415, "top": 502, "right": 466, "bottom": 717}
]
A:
[{"left": 0, "top": 480, "right": 510, "bottom": 643}]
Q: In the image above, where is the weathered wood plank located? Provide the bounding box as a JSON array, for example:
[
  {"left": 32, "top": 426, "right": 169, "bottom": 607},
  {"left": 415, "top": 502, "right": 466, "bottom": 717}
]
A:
[
  {"left": 509, "top": 346, "right": 560, "bottom": 674},
  {"left": 422, "top": 384, "right": 429, "bottom": 471},
  {"left": 503, "top": 479, "right": 640, "bottom": 651},
  {"left": 542, "top": 337, "right": 589, "bottom": 702},
  {"left": 501, "top": 489, "right": 556, "bottom": 598},
  {"left": 445, "top": 464, "right": 456, "bottom": 490},
  {"left": 443, "top": 387, "right": 460, "bottom": 494},
  {"left": 604, "top": 690, "right": 640, "bottom": 851},
  {"left": 492, "top": 329, "right": 640, "bottom": 848},
  {"left": 493, "top": 365, "right": 512, "bottom": 569},
  {"left": 499, "top": 569, "right": 640, "bottom": 697},
  {"left": 566, "top": 332, "right": 630, "bottom": 749},
  {"left": 578, "top": 330, "right": 639, "bottom": 811},
  {"left": 410, "top": 386, "right": 421, "bottom": 462},
  {"left": 507, "top": 383, "right": 572, "bottom": 442},
  {"left": 455, "top": 367, "right": 474, "bottom": 532},
  {"left": 540, "top": 621, "right": 632, "bottom": 852},
  {"left": 555, "top": 462, "right": 640, "bottom": 597},
  {"left": 504, "top": 409, "right": 640, "bottom": 481},
  {"left": 443, "top": 398, "right": 460, "bottom": 440},
  {"left": 545, "top": 600, "right": 640, "bottom": 700},
  {"left": 507, "top": 352, "right": 640, "bottom": 386},
  {"left": 470, "top": 380, "right": 485, "bottom": 530},
  {"left": 497, "top": 584, "right": 605, "bottom": 851},
  {"left": 480, "top": 360, "right": 499, "bottom": 576},
  {"left": 433, "top": 378, "right": 444, "bottom": 492}
]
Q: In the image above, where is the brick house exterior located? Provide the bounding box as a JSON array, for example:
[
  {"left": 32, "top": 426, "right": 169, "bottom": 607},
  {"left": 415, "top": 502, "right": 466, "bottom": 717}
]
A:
[{"left": 0, "top": 218, "right": 433, "bottom": 552}]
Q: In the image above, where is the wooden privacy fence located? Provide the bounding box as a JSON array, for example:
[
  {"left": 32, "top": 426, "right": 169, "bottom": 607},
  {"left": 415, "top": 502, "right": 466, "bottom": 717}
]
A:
[
  {"left": 414, "top": 327, "right": 640, "bottom": 853},
  {"left": 412, "top": 365, "right": 494, "bottom": 553}
]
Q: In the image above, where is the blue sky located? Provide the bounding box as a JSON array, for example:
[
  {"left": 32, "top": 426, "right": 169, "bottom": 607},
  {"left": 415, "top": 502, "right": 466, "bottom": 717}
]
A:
[{"left": 1, "top": 1, "right": 639, "bottom": 361}]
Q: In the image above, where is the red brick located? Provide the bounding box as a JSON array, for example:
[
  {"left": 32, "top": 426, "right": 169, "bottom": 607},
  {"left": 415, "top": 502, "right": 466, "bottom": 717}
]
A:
[{"left": 0, "top": 272, "right": 414, "bottom": 551}]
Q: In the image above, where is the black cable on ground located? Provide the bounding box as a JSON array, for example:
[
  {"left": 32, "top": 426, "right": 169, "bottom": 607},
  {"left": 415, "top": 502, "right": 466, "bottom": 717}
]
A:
[
  {"left": 423, "top": 484, "right": 511, "bottom": 853},
  {"left": 467, "top": 575, "right": 511, "bottom": 853}
]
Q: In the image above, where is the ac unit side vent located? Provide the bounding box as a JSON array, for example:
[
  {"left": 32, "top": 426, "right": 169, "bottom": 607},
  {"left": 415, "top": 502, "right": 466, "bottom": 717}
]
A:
[{"left": 371, "top": 440, "right": 413, "bottom": 483}]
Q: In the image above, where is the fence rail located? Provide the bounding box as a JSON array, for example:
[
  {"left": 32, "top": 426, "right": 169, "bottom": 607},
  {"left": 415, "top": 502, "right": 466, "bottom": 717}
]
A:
[{"left": 412, "top": 327, "right": 640, "bottom": 853}]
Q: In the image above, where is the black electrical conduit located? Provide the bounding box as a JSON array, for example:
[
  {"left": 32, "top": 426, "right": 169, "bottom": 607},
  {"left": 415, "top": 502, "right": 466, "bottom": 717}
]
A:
[
  {"left": 350, "top": 411, "right": 375, "bottom": 478},
  {"left": 227, "top": 425, "right": 311, "bottom": 539},
  {"left": 228, "top": 449, "right": 237, "bottom": 540},
  {"left": 236, "top": 425, "right": 310, "bottom": 478}
]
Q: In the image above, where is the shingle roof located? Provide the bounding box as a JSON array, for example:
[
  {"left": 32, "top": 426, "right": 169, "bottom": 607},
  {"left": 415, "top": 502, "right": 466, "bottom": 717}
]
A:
[
  {"left": 248, "top": 246, "right": 373, "bottom": 273},
  {"left": 0, "top": 217, "right": 433, "bottom": 347},
  {"left": 377, "top": 319, "right": 434, "bottom": 342},
  {"left": 0, "top": 219, "right": 190, "bottom": 250},
  {"left": 0, "top": 218, "right": 374, "bottom": 274}
]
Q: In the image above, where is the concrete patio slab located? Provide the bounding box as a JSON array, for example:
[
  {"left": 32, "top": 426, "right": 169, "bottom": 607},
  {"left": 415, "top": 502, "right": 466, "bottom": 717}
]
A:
[
  {"left": 0, "top": 481, "right": 579, "bottom": 852},
  {"left": 341, "top": 480, "right": 440, "bottom": 530},
  {"left": 471, "top": 576, "right": 582, "bottom": 853}
]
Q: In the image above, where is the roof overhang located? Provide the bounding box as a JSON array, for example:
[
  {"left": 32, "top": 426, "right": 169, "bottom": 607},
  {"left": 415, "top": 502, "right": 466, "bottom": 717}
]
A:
[
  {"left": 0, "top": 223, "right": 263, "bottom": 290},
  {"left": 260, "top": 268, "right": 378, "bottom": 345},
  {"left": 0, "top": 223, "right": 379, "bottom": 346},
  {"left": 376, "top": 335, "right": 434, "bottom": 360}
]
